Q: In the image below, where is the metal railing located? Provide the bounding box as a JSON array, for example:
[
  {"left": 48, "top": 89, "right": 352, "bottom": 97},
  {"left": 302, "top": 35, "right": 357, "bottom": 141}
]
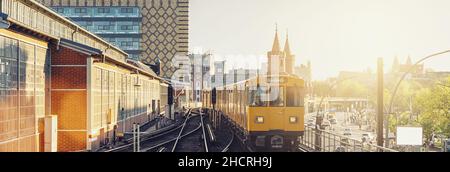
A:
[{"left": 300, "top": 126, "right": 398, "bottom": 152}]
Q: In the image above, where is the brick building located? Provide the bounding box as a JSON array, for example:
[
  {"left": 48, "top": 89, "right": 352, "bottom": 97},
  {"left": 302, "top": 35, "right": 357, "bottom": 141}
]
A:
[{"left": 0, "top": 0, "right": 168, "bottom": 152}]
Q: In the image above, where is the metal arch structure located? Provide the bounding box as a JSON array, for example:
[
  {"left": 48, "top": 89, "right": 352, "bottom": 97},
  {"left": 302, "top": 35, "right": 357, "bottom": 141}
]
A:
[{"left": 385, "top": 50, "right": 450, "bottom": 147}]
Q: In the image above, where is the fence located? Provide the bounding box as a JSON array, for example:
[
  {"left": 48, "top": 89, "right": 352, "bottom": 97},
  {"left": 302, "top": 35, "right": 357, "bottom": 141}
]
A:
[{"left": 300, "top": 126, "right": 398, "bottom": 152}]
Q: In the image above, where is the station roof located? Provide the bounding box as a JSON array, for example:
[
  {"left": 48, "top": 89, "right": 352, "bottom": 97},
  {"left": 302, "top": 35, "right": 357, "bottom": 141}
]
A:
[{"left": 1, "top": 0, "right": 128, "bottom": 61}]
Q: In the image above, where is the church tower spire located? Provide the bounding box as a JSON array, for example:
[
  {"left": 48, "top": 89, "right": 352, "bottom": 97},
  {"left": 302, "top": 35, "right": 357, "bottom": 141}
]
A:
[
  {"left": 283, "top": 29, "right": 295, "bottom": 75},
  {"left": 267, "top": 23, "right": 285, "bottom": 75},
  {"left": 406, "top": 56, "right": 412, "bottom": 65},
  {"left": 284, "top": 29, "right": 291, "bottom": 55},
  {"left": 271, "top": 24, "right": 281, "bottom": 52}
]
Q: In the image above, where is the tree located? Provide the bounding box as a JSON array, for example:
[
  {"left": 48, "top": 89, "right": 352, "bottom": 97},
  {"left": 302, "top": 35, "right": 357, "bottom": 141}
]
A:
[
  {"left": 311, "top": 81, "right": 333, "bottom": 97},
  {"left": 414, "top": 77, "right": 450, "bottom": 140},
  {"left": 335, "top": 80, "right": 369, "bottom": 98}
]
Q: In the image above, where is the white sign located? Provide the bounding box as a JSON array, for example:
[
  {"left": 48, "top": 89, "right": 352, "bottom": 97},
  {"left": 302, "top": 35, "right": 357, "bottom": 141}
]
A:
[{"left": 396, "top": 127, "right": 423, "bottom": 146}]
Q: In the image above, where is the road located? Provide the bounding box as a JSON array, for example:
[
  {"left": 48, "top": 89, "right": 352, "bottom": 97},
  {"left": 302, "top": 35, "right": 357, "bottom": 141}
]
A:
[
  {"left": 305, "top": 112, "right": 376, "bottom": 142},
  {"left": 334, "top": 112, "right": 375, "bottom": 142}
]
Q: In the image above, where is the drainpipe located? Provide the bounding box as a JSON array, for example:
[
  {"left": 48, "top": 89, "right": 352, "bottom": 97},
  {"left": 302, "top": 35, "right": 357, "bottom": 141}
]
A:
[
  {"left": 55, "top": 39, "right": 61, "bottom": 51},
  {"left": 71, "top": 27, "right": 79, "bottom": 41},
  {"left": 103, "top": 45, "right": 111, "bottom": 63}
]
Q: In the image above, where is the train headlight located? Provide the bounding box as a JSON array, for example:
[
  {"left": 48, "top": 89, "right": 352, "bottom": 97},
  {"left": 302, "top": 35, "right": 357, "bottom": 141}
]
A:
[
  {"left": 256, "top": 116, "right": 264, "bottom": 123},
  {"left": 289, "top": 116, "right": 298, "bottom": 123}
]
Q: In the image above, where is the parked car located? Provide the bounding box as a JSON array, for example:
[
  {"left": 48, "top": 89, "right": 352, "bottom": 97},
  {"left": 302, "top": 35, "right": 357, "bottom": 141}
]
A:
[
  {"left": 362, "top": 133, "right": 375, "bottom": 143},
  {"left": 343, "top": 128, "right": 352, "bottom": 136},
  {"left": 329, "top": 118, "right": 337, "bottom": 125}
]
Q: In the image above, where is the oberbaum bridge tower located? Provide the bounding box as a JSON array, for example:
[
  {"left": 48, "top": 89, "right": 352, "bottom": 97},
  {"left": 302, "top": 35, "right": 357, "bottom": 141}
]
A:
[{"left": 267, "top": 27, "right": 295, "bottom": 76}]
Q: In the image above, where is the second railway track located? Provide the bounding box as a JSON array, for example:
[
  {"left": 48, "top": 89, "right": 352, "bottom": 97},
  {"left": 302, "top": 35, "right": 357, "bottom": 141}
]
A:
[{"left": 106, "top": 108, "right": 247, "bottom": 152}]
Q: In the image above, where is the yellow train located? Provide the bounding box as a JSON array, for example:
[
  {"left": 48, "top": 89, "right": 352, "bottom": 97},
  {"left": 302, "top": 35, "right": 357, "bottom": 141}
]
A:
[{"left": 202, "top": 75, "right": 306, "bottom": 151}]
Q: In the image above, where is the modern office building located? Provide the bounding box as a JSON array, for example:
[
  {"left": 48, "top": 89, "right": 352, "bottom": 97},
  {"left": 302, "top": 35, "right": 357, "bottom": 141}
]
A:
[
  {"left": 39, "top": 0, "right": 189, "bottom": 79},
  {"left": 211, "top": 61, "right": 225, "bottom": 88},
  {"left": 225, "top": 68, "right": 259, "bottom": 85},
  {"left": 188, "top": 53, "right": 211, "bottom": 102},
  {"left": 294, "top": 61, "right": 312, "bottom": 87},
  {"left": 52, "top": 6, "right": 142, "bottom": 60}
]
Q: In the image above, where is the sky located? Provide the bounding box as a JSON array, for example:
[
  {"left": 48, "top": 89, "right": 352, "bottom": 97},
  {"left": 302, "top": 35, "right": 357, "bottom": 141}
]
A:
[{"left": 189, "top": 0, "right": 450, "bottom": 80}]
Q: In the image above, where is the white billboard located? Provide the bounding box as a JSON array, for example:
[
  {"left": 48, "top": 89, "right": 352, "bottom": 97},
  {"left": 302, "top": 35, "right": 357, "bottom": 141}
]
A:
[{"left": 396, "top": 127, "right": 423, "bottom": 146}]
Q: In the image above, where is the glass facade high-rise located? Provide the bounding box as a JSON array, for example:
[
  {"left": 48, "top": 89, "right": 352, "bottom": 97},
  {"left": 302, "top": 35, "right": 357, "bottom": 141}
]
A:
[
  {"left": 39, "top": 0, "right": 189, "bottom": 79},
  {"left": 53, "top": 7, "right": 142, "bottom": 60}
]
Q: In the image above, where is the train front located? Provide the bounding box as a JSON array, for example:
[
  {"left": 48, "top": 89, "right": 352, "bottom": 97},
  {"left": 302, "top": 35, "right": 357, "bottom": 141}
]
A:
[{"left": 246, "top": 76, "right": 305, "bottom": 152}]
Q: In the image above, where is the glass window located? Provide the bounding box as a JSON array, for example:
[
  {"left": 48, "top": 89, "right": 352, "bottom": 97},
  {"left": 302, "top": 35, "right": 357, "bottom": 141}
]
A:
[
  {"left": 98, "top": 25, "right": 110, "bottom": 30},
  {"left": 0, "top": 59, "right": 6, "bottom": 88},
  {"left": 98, "top": 8, "right": 110, "bottom": 13},
  {"left": 287, "top": 86, "right": 304, "bottom": 107},
  {"left": 120, "top": 25, "right": 133, "bottom": 30},
  {"left": 55, "top": 8, "right": 64, "bottom": 14},
  {"left": 121, "top": 8, "right": 134, "bottom": 13},
  {"left": 248, "top": 85, "right": 268, "bottom": 107},
  {"left": 107, "top": 38, "right": 116, "bottom": 42},
  {"left": 121, "top": 42, "right": 133, "bottom": 46},
  {"left": 0, "top": 36, "right": 4, "bottom": 57},
  {"left": 75, "top": 8, "right": 87, "bottom": 13},
  {"left": 268, "top": 86, "right": 284, "bottom": 107}
]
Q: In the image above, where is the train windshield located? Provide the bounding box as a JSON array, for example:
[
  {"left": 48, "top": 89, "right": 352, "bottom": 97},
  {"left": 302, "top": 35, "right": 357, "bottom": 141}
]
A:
[
  {"left": 286, "top": 86, "right": 304, "bottom": 107},
  {"left": 268, "top": 86, "right": 284, "bottom": 107},
  {"left": 248, "top": 85, "right": 268, "bottom": 107}
]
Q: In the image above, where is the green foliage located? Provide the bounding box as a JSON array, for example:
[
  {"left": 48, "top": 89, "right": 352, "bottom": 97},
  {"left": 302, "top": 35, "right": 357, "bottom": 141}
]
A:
[
  {"left": 311, "top": 81, "right": 332, "bottom": 97},
  {"left": 335, "top": 80, "right": 369, "bottom": 98},
  {"left": 313, "top": 75, "right": 450, "bottom": 139},
  {"left": 414, "top": 77, "right": 450, "bottom": 139}
]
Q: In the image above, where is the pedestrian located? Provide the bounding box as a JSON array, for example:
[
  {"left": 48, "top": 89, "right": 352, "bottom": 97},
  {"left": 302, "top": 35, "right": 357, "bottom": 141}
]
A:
[
  {"left": 430, "top": 131, "right": 436, "bottom": 147},
  {"left": 113, "top": 125, "right": 117, "bottom": 146}
]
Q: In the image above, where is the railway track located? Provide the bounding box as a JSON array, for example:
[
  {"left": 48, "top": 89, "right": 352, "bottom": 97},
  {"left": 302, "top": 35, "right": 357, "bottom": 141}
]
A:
[
  {"left": 144, "top": 112, "right": 203, "bottom": 152},
  {"left": 105, "top": 109, "right": 192, "bottom": 152},
  {"left": 193, "top": 109, "right": 235, "bottom": 152},
  {"left": 106, "top": 108, "right": 247, "bottom": 152},
  {"left": 221, "top": 131, "right": 234, "bottom": 152},
  {"left": 170, "top": 110, "right": 208, "bottom": 152},
  {"left": 200, "top": 110, "right": 209, "bottom": 152},
  {"left": 298, "top": 146, "right": 310, "bottom": 152}
]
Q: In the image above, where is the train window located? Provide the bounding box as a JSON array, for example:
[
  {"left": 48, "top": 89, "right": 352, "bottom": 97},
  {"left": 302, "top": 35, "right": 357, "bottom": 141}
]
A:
[
  {"left": 287, "top": 86, "right": 304, "bottom": 107},
  {"left": 268, "top": 86, "right": 284, "bottom": 107},
  {"left": 248, "top": 85, "right": 268, "bottom": 107}
]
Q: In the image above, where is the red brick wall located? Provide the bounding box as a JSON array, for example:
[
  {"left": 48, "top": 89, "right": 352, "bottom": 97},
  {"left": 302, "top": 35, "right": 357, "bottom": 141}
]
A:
[
  {"left": 50, "top": 46, "right": 88, "bottom": 152},
  {"left": 51, "top": 47, "right": 87, "bottom": 65},
  {"left": 51, "top": 67, "right": 86, "bottom": 89}
]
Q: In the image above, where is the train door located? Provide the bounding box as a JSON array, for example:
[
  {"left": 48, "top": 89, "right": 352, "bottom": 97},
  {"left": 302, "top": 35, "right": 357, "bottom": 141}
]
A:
[
  {"left": 237, "top": 86, "right": 241, "bottom": 128},
  {"left": 244, "top": 84, "right": 248, "bottom": 131}
]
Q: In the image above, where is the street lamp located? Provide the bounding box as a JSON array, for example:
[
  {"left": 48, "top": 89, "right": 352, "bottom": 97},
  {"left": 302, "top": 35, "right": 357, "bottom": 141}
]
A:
[{"left": 386, "top": 49, "right": 450, "bottom": 147}]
